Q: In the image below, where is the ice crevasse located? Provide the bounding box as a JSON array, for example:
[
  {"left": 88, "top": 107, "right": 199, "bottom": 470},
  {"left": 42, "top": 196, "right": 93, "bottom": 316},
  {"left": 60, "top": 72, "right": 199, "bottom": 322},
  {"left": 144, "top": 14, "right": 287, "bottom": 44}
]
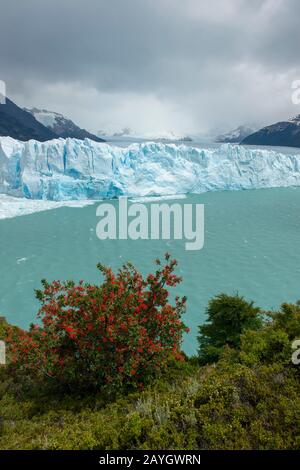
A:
[{"left": 1, "top": 136, "right": 300, "bottom": 201}]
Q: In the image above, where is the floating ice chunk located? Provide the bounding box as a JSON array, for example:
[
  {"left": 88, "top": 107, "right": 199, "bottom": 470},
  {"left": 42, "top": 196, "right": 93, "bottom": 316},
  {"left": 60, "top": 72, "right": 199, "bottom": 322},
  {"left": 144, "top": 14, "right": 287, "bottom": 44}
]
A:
[{"left": 0, "top": 194, "right": 96, "bottom": 220}]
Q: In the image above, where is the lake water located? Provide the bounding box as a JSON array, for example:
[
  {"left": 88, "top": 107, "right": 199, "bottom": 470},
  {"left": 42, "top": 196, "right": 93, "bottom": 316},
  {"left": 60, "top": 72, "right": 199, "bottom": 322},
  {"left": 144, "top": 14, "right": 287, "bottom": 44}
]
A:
[{"left": 1, "top": 187, "right": 300, "bottom": 355}]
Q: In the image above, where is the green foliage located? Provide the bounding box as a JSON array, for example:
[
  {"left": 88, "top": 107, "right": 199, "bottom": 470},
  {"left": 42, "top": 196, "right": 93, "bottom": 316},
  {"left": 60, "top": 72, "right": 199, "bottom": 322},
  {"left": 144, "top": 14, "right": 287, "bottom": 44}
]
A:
[
  {"left": 239, "top": 328, "right": 291, "bottom": 366},
  {"left": 239, "top": 301, "right": 300, "bottom": 368},
  {"left": 0, "top": 317, "right": 8, "bottom": 339},
  {"left": 0, "top": 355, "right": 299, "bottom": 450},
  {"left": 1, "top": 279, "right": 300, "bottom": 450},
  {"left": 198, "top": 293, "right": 262, "bottom": 364},
  {"left": 270, "top": 302, "right": 300, "bottom": 339}
]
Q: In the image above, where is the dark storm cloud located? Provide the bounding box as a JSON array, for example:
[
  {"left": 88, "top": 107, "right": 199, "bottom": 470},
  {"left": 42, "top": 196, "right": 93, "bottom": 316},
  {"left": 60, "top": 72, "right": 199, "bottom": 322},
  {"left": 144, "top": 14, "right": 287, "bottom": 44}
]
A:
[{"left": 0, "top": 0, "right": 300, "bottom": 134}]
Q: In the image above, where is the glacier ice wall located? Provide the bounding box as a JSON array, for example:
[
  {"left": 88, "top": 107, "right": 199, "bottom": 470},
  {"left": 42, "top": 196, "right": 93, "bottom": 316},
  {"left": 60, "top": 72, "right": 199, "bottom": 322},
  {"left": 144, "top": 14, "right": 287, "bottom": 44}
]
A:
[{"left": 1, "top": 136, "right": 300, "bottom": 200}]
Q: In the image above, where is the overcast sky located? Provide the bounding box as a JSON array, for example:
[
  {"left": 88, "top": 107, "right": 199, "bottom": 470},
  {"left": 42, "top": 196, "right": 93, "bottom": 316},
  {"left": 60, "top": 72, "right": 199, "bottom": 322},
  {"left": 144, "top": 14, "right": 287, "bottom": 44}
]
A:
[{"left": 1, "top": 0, "right": 300, "bottom": 135}]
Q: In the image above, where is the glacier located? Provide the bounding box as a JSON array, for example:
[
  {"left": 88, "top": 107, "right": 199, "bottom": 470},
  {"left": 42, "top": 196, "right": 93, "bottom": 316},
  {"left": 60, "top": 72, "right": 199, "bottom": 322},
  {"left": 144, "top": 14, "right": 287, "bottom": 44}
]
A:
[{"left": 1, "top": 136, "right": 300, "bottom": 201}]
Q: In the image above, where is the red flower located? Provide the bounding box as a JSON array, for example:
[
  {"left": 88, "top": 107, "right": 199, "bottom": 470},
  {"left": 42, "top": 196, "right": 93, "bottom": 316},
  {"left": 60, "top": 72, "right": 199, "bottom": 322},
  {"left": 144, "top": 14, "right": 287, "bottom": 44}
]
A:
[
  {"left": 65, "top": 326, "right": 75, "bottom": 334},
  {"left": 7, "top": 253, "right": 188, "bottom": 391}
]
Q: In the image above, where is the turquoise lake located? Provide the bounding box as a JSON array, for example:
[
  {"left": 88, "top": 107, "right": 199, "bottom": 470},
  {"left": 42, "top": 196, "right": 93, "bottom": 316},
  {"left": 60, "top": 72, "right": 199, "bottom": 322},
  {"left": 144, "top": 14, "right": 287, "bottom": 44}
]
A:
[{"left": 1, "top": 187, "right": 300, "bottom": 355}]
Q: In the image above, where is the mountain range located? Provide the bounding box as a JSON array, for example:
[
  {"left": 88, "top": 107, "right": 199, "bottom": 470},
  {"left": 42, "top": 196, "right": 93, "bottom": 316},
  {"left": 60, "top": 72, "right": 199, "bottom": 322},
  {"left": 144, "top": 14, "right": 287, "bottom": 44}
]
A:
[
  {"left": 26, "top": 108, "right": 105, "bottom": 142},
  {"left": 216, "top": 125, "right": 256, "bottom": 143},
  {"left": 98, "top": 127, "right": 193, "bottom": 142},
  {"left": 1, "top": 96, "right": 300, "bottom": 149},
  {"left": 0, "top": 97, "right": 104, "bottom": 143},
  {"left": 0, "top": 98, "right": 57, "bottom": 141},
  {"left": 241, "top": 115, "right": 300, "bottom": 148}
]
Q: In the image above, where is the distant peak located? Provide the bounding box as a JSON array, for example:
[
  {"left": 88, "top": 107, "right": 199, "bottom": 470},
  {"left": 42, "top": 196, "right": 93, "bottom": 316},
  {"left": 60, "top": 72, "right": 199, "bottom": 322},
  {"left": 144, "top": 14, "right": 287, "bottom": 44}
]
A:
[
  {"left": 25, "top": 107, "right": 105, "bottom": 143},
  {"left": 288, "top": 114, "right": 300, "bottom": 123},
  {"left": 25, "top": 107, "right": 63, "bottom": 117}
]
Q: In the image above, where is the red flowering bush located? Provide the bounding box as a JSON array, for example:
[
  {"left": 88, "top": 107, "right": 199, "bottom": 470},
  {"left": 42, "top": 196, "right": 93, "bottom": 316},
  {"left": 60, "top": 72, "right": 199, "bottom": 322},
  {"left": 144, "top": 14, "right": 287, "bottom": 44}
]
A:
[{"left": 6, "top": 254, "right": 188, "bottom": 391}]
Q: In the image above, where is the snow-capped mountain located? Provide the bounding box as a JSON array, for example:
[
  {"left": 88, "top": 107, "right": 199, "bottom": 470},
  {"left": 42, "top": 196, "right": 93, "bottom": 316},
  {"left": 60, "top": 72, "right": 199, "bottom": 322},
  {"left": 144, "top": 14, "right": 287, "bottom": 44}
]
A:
[
  {"left": 241, "top": 115, "right": 300, "bottom": 148},
  {"left": 26, "top": 108, "right": 105, "bottom": 143},
  {"left": 142, "top": 131, "right": 193, "bottom": 142},
  {"left": 98, "top": 128, "right": 193, "bottom": 142},
  {"left": 1, "top": 136, "right": 300, "bottom": 201},
  {"left": 100, "top": 127, "right": 132, "bottom": 138},
  {"left": 0, "top": 98, "right": 57, "bottom": 142},
  {"left": 216, "top": 125, "right": 257, "bottom": 143}
]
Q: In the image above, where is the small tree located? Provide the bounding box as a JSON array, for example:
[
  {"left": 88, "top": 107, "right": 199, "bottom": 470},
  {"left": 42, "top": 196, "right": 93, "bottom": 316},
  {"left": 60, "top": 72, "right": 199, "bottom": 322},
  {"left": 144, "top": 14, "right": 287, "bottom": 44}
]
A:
[
  {"left": 198, "top": 293, "right": 262, "bottom": 364},
  {"left": 270, "top": 302, "right": 300, "bottom": 339},
  {"left": 5, "top": 254, "right": 188, "bottom": 391}
]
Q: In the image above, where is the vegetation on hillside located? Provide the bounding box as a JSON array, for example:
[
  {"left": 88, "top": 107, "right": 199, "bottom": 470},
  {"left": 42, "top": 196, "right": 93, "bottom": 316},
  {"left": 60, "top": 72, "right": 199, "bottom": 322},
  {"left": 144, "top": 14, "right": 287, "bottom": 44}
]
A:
[{"left": 0, "top": 255, "right": 299, "bottom": 450}]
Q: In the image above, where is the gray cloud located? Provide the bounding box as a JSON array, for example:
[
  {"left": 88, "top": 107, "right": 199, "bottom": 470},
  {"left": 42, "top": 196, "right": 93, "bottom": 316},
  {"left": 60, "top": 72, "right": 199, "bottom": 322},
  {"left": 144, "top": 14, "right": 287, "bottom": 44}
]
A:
[{"left": 1, "top": 0, "right": 300, "bottom": 134}]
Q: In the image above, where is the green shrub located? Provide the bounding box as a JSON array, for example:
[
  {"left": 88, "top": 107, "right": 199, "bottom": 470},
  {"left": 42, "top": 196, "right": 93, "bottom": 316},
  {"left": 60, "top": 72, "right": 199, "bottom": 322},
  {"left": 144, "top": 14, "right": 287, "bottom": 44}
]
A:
[
  {"left": 198, "top": 293, "right": 262, "bottom": 364},
  {"left": 1, "top": 271, "right": 300, "bottom": 450}
]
